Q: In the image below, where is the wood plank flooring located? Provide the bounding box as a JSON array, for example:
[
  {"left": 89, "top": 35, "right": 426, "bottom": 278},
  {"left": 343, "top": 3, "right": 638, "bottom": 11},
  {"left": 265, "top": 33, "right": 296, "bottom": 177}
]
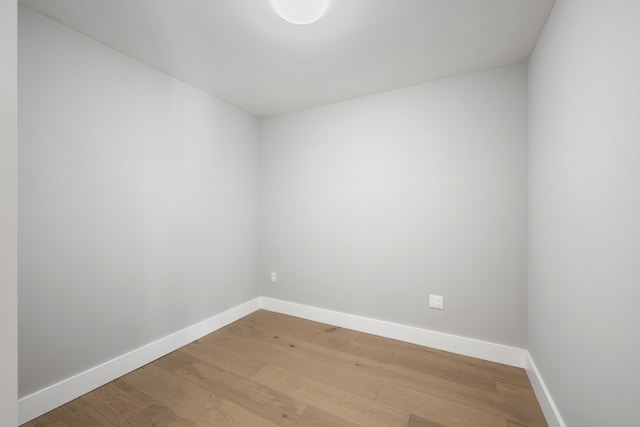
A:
[{"left": 22, "top": 310, "right": 547, "bottom": 427}]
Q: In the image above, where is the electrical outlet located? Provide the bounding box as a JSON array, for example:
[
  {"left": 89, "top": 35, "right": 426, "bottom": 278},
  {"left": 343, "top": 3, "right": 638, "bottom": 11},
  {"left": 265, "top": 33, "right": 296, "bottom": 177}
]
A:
[
  {"left": 429, "top": 294, "right": 444, "bottom": 310},
  {"left": 270, "top": 272, "right": 277, "bottom": 283}
]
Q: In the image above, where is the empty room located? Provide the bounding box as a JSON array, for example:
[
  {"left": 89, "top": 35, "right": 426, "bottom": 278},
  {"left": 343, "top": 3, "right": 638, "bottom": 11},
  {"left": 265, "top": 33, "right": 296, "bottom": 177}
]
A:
[{"left": 1, "top": 0, "right": 639, "bottom": 426}]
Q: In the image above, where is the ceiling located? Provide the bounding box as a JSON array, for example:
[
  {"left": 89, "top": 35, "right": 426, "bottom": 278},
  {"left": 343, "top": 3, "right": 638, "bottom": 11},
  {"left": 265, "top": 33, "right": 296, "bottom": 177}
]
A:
[{"left": 19, "top": 0, "right": 555, "bottom": 117}]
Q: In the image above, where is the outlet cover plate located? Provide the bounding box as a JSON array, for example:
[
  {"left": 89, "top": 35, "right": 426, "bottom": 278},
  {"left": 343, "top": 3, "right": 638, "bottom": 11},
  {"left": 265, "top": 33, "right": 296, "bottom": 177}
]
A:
[{"left": 429, "top": 294, "right": 444, "bottom": 310}]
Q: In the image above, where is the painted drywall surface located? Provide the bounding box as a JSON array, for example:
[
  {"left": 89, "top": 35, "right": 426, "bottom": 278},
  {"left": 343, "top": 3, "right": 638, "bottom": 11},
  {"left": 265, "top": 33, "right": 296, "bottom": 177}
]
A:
[
  {"left": 18, "top": 7, "right": 261, "bottom": 397},
  {"left": 261, "top": 63, "right": 528, "bottom": 347},
  {"left": 528, "top": 0, "right": 640, "bottom": 425},
  {"left": 0, "top": 0, "right": 18, "bottom": 424}
]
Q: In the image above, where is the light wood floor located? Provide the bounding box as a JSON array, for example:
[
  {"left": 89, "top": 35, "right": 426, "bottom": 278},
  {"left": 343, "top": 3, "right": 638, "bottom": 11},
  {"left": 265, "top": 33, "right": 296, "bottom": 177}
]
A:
[{"left": 22, "top": 310, "right": 547, "bottom": 427}]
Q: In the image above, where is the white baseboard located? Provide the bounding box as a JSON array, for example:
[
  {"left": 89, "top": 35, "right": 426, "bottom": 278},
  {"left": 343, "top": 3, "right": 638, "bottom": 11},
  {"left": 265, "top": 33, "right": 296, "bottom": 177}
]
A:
[
  {"left": 18, "top": 297, "right": 262, "bottom": 425},
  {"left": 18, "top": 296, "right": 545, "bottom": 426},
  {"left": 525, "top": 352, "right": 566, "bottom": 427},
  {"left": 261, "top": 297, "right": 527, "bottom": 368}
]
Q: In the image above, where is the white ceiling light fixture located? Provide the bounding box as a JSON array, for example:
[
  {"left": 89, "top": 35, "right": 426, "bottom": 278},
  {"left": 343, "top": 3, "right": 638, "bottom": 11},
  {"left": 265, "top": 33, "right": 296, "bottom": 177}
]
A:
[{"left": 271, "top": 0, "right": 330, "bottom": 25}]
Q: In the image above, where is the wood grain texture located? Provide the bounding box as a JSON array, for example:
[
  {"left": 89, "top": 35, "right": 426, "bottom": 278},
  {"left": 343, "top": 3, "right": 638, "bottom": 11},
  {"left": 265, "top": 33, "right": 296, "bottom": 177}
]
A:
[
  {"left": 407, "top": 414, "right": 448, "bottom": 427},
  {"left": 22, "top": 310, "right": 547, "bottom": 426}
]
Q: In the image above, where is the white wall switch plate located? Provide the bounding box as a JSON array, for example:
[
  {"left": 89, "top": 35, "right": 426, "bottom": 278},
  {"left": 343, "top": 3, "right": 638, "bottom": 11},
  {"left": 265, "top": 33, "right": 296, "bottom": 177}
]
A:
[
  {"left": 429, "top": 294, "right": 444, "bottom": 310},
  {"left": 270, "top": 272, "right": 277, "bottom": 283}
]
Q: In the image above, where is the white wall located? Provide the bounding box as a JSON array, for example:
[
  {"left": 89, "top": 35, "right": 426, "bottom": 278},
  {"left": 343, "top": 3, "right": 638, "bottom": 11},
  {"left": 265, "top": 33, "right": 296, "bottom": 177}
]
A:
[
  {"left": 528, "top": 0, "right": 640, "bottom": 425},
  {"left": 18, "top": 7, "right": 261, "bottom": 398},
  {"left": 1, "top": 0, "right": 18, "bottom": 425},
  {"left": 261, "top": 64, "right": 528, "bottom": 347}
]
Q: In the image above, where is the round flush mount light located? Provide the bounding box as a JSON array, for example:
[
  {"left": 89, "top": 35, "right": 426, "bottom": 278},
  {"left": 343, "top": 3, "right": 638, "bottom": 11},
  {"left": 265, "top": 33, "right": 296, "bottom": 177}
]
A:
[{"left": 271, "top": 0, "right": 330, "bottom": 25}]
